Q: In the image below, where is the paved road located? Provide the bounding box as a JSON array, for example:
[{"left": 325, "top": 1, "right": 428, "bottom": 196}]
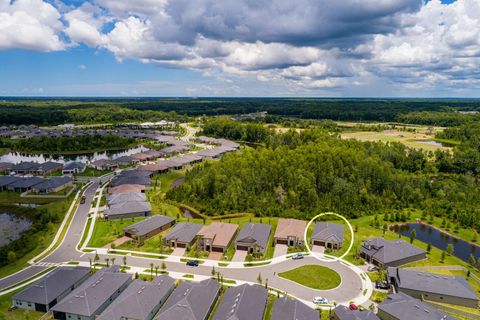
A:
[{"left": 0, "top": 266, "right": 48, "bottom": 291}]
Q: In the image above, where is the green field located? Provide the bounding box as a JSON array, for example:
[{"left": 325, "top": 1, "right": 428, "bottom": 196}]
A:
[{"left": 278, "top": 265, "right": 341, "bottom": 290}]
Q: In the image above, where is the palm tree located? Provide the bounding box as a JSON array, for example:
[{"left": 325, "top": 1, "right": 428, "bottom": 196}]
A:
[
  {"left": 111, "top": 257, "right": 116, "bottom": 265},
  {"left": 123, "top": 256, "right": 127, "bottom": 266},
  {"left": 161, "top": 262, "right": 167, "bottom": 272},
  {"left": 150, "top": 263, "right": 154, "bottom": 280},
  {"left": 155, "top": 265, "right": 159, "bottom": 277},
  {"left": 105, "top": 258, "right": 110, "bottom": 267}
]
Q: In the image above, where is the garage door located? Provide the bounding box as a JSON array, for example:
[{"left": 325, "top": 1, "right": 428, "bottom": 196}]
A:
[
  {"left": 237, "top": 245, "right": 249, "bottom": 251},
  {"left": 176, "top": 242, "right": 186, "bottom": 248},
  {"left": 276, "top": 239, "right": 288, "bottom": 245},
  {"left": 212, "top": 246, "right": 224, "bottom": 252},
  {"left": 313, "top": 240, "right": 325, "bottom": 246}
]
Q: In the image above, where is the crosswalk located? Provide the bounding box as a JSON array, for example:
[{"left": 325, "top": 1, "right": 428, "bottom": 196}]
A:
[{"left": 34, "top": 262, "right": 59, "bottom": 267}]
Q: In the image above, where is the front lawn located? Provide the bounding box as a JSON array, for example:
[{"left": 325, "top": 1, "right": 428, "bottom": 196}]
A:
[
  {"left": 278, "top": 265, "right": 341, "bottom": 290},
  {"left": 87, "top": 217, "right": 145, "bottom": 248}
]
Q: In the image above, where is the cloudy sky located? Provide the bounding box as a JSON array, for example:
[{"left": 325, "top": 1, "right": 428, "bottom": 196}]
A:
[{"left": 1, "top": 0, "right": 479, "bottom": 97}]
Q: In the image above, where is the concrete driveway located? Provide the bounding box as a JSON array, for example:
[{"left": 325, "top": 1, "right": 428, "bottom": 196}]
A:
[
  {"left": 274, "top": 244, "right": 288, "bottom": 257},
  {"left": 172, "top": 247, "right": 186, "bottom": 256},
  {"left": 312, "top": 245, "right": 325, "bottom": 254},
  {"left": 232, "top": 250, "right": 247, "bottom": 262}
]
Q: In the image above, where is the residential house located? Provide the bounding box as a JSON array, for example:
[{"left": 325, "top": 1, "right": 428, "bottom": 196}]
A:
[
  {"left": 271, "top": 296, "right": 319, "bottom": 320},
  {"left": 124, "top": 215, "right": 176, "bottom": 242},
  {"left": 115, "top": 155, "right": 139, "bottom": 166},
  {"left": 96, "top": 276, "right": 175, "bottom": 320},
  {"left": 197, "top": 222, "right": 238, "bottom": 253},
  {"left": 7, "top": 177, "right": 45, "bottom": 192},
  {"left": 10, "top": 162, "right": 40, "bottom": 174},
  {"left": 51, "top": 266, "right": 132, "bottom": 320},
  {"left": 131, "top": 152, "right": 151, "bottom": 162},
  {"left": 274, "top": 219, "right": 306, "bottom": 246},
  {"left": 104, "top": 201, "right": 152, "bottom": 220},
  {"left": 107, "top": 184, "right": 145, "bottom": 195},
  {"left": 12, "top": 267, "right": 90, "bottom": 313},
  {"left": 213, "top": 284, "right": 268, "bottom": 320},
  {"left": 332, "top": 305, "right": 380, "bottom": 320},
  {"left": 235, "top": 223, "right": 271, "bottom": 255},
  {"left": 90, "top": 159, "right": 119, "bottom": 171},
  {"left": 360, "top": 238, "right": 427, "bottom": 268},
  {"left": 387, "top": 267, "right": 479, "bottom": 308},
  {"left": 0, "top": 176, "right": 21, "bottom": 191},
  {"left": 106, "top": 192, "right": 147, "bottom": 206},
  {"left": 35, "top": 162, "right": 63, "bottom": 175},
  {"left": 32, "top": 177, "right": 73, "bottom": 194},
  {"left": 62, "top": 162, "right": 86, "bottom": 175},
  {"left": 377, "top": 292, "right": 457, "bottom": 320},
  {"left": 138, "top": 163, "right": 170, "bottom": 175},
  {"left": 0, "top": 162, "right": 13, "bottom": 174},
  {"left": 155, "top": 279, "right": 221, "bottom": 320},
  {"left": 312, "top": 222, "right": 344, "bottom": 250},
  {"left": 164, "top": 222, "right": 203, "bottom": 248}
]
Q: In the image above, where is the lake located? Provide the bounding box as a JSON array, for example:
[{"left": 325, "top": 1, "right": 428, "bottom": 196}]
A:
[
  {"left": 393, "top": 223, "right": 479, "bottom": 263},
  {"left": 0, "top": 145, "right": 149, "bottom": 164},
  {"left": 0, "top": 213, "right": 32, "bottom": 247}
]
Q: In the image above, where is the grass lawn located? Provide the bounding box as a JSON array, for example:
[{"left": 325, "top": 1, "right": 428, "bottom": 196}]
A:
[
  {"left": 75, "top": 167, "right": 111, "bottom": 177},
  {"left": 278, "top": 265, "right": 341, "bottom": 290},
  {"left": 87, "top": 216, "right": 145, "bottom": 248},
  {"left": 370, "top": 290, "right": 388, "bottom": 303},
  {"left": 0, "top": 190, "right": 56, "bottom": 205},
  {"left": 0, "top": 289, "right": 45, "bottom": 320},
  {"left": 263, "top": 294, "right": 276, "bottom": 320},
  {"left": 117, "top": 230, "right": 173, "bottom": 255}
]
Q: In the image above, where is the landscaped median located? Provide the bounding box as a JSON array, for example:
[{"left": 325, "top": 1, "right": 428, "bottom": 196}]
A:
[{"left": 278, "top": 265, "right": 341, "bottom": 290}]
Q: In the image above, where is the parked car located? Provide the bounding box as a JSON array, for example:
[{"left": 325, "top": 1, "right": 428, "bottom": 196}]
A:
[
  {"left": 368, "top": 266, "right": 379, "bottom": 272},
  {"left": 186, "top": 260, "right": 199, "bottom": 267},
  {"left": 291, "top": 253, "right": 304, "bottom": 260},
  {"left": 375, "top": 281, "right": 390, "bottom": 290},
  {"left": 313, "top": 296, "right": 329, "bottom": 305},
  {"left": 349, "top": 303, "right": 359, "bottom": 310}
]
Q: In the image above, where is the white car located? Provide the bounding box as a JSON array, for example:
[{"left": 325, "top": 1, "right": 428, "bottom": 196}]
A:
[{"left": 313, "top": 296, "right": 329, "bottom": 304}]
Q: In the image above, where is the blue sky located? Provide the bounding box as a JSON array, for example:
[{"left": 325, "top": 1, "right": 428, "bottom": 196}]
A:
[{"left": 1, "top": 0, "right": 479, "bottom": 97}]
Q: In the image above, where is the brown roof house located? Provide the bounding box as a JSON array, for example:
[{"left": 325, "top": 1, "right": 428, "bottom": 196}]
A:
[
  {"left": 197, "top": 222, "right": 238, "bottom": 253},
  {"left": 274, "top": 219, "right": 306, "bottom": 246}
]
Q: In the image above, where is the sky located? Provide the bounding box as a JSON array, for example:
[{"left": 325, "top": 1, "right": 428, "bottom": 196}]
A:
[{"left": 0, "top": 0, "right": 479, "bottom": 97}]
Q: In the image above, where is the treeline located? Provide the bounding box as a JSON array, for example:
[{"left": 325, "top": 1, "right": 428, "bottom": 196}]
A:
[
  {"left": 201, "top": 118, "right": 273, "bottom": 143},
  {"left": 396, "top": 111, "right": 480, "bottom": 127},
  {"left": 12, "top": 135, "right": 139, "bottom": 153},
  {"left": 167, "top": 130, "right": 480, "bottom": 228}
]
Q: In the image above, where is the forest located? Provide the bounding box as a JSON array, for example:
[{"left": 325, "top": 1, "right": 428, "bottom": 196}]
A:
[
  {"left": 201, "top": 118, "right": 273, "bottom": 143},
  {"left": 168, "top": 130, "right": 480, "bottom": 228}
]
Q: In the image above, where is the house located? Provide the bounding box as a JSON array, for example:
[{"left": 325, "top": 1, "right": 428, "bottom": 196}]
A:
[
  {"left": 138, "top": 163, "right": 170, "bottom": 174},
  {"left": 158, "top": 145, "right": 189, "bottom": 156},
  {"left": 107, "top": 192, "right": 147, "bottom": 206},
  {"left": 12, "top": 267, "right": 90, "bottom": 313},
  {"left": 213, "top": 284, "right": 268, "bottom": 320},
  {"left": 332, "top": 305, "right": 380, "bottom": 320},
  {"left": 124, "top": 215, "right": 176, "bottom": 242},
  {"left": 10, "top": 161, "right": 40, "bottom": 174},
  {"left": 274, "top": 219, "right": 306, "bottom": 246},
  {"left": 31, "top": 177, "right": 73, "bottom": 194},
  {"left": 108, "top": 184, "right": 145, "bottom": 195},
  {"left": 312, "top": 222, "right": 344, "bottom": 250},
  {"left": 271, "top": 296, "right": 319, "bottom": 320},
  {"left": 7, "top": 177, "right": 45, "bottom": 192},
  {"left": 110, "top": 174, "right": 151, "bottom": 187},
  {"left": 164, "top": 222, "right": 203, "bottom": 248},
  {"left": 115, "top": 155, "right": 139, "bottom": 166},
  {"left": 197, "top": 222, "right": 238, "bottom": 253},
  {"left": 62, "top": 162, "right": 86, "bottom": 175},
  {"left": 51, "top": 266, "right": 132, "bottom": 320},
  {"left": 377, "top": 292, "right": 457, "bottom": 320},
  {"left": 104, "top": 201, "right": 152, "bottom": 220},
  {"left": 360, "top": 238, "right": 427, "bottom": 268},
  {"left": 0, "top": 162, "right": 13, "bottom": 174},
  {"left": 143, "top": 149, "right": 164, "bottom": 159},
  {"left": 387, "top": 267, "right": 479, "bottom": 308},
  {"left": 155, "top": 279, "right": 221, "bottom": 320},
  {"left": 35, "top": 162, "right": 63, "bottom": 175},
  {"left": 131, "top": 152, "right": 151, "bottom": 162},
  {"left": 235, "top": 223, "right": 271, "bottom": 255},
  {"left": 96, "top": 276, "right": 175, "bottom": 320},
  {"left": 0, "top": 176, "right": 21, "bottom": 191},
  {"left": 196, "top": 147, "right": 231, "bottom": 160},
  {"left": 90, "top": 159, "right": 119, "bottom": 171}
]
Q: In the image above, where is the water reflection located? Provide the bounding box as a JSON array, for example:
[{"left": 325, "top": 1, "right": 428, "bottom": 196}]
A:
[{"left": 0, "top": 213, "right": 31, "bottom": 247}]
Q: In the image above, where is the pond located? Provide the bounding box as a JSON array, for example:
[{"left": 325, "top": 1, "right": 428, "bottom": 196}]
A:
[
  {"left": 0, "top": 145, "right": 149, "bottom": 164},
  {"left": 393, "top": 223, "right": 479, "bottom": 263},
  {"left": 0, "top": 213, "right": 32, "bottom": 247}
]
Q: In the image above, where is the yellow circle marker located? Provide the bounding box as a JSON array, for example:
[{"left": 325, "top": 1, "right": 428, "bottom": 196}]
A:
[{"left": 303, "top": 212, "right": 354, "bottom": 263}]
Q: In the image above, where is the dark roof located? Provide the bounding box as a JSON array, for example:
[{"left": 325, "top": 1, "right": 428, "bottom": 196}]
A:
[
  {"left": 213, "top": 284, "right": 267, "bottom": 320},
  {"left": 110, "top": 175, "right": 151, "bottom": 187},
  {"left": 52, "top": 266, "right": 132, "bottom": 317},
  {"left": 38, "top": 162, "right": 63, "bottom": 171},
  {"left": 312, "top": 222, "right": 344, "bottom": 244},
  {"left": 124, "top": 215, "right": 175, "bottom": 236},
  {"left": 104, "top": 201, "right": 152, "bottom": 217},
  {"left": 378, "top": 292, "right": 457, "bottom": 320},
  {"left": 0, "top": 162, "right": 13, "bottom": 170},
  {"left": 0, "top": 175, "right": 21, "bottom": 187},
  {"left": 13, "top": 267, "right": 90, "bottom": 305},
  {"left": 271, "top": 296, "right": 319, "bottom": 320},
  {"left": 333, "top": 305, "right": 380, "bottom": 320},
  {"left": 361, "top": 238, "right": 426, "bottom": 265},
  {"left": 156, "top": 279, "right": 220, "bottom": 320},
  {"left": 388, "top": 267, "right": 479, "bottom": 301},
  {"left": 115, "top": 155, "right": 136, "bottom": 163},
  {"left": 107, "top": 192, "right": 147, "bottom": 205},
  {"left": 33, "top": 177, "right": 72, "bottom": 190},
  {"left": 235, "top": 223, "right": 271, "bottom": 249},
  {"left": 63, "top": 162, "right": 85, "bottom": 171},
  {"left": 97, "top": 276, "right": 175, "bottom": 320},
  {"left": 12, "top": 162, "right": 40, "bottom": 171},
  {"left": 8, "top": 177, "right": 45, "bottom": 189},
  {"left": 165, "top": 222, "right": 203, "bottom": 243}
]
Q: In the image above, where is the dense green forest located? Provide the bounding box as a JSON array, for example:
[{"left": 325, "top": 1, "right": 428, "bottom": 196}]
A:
[
  {"left": 168, "top": 130, "right": 480, "bottom": 228},
  {"left": 201, "top": 118, "right": 273, "bottom": 143}
]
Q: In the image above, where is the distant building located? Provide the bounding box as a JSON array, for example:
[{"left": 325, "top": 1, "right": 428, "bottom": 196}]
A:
[
  {"left": 32, "top": 177, "right": 73, "bottom": 194},
  {"left": 35, "top": 162, "right": 63, "bottom": 175},
  {"left": 0, "top": 162, "right": 13, "bottom": 174},
  {"left": 271, "top": 296, "right": 319, "bottom": 320},
  {"left": 197, "top": 222, "right": 238, "bottom": 253},
  {"left": 10, "top": 162, "right": 40, "bottom": 174},
  {"left": 235, "top": 223, "right": 271, "bottom": 255},
  {"left": 115, "top": 155, "right": 139, "bottom": 166},
  {"left": 360, "top": 238, "right": 426, "bottom": 267},
  {"left": 0, "top": 176, "right": 21, "bottom": 191},
  {"left": 164, "top": 222, "right": 203, "bottom": 248},
  {"left": 274, "top": 219, "right": 306, "bottom": 246},
  {"left": 7, "top": 177, "right": 45, "bottom": 192},
  {"left": 124, "top": 215, "right": 175, "bottom": 242},
  {"left": 90, "top": 159, "right": 119, "bottom": 171},
  {"left": 312, "top": 222, "right": 344, "bottom": 250},
  {"left": 332, "top": 305, "right": 380, "bottom": 320},
  {"left": 62, "top": 162, "right": 86, "bottom": 175},
  {"left": 213, "top": 284, "right": 268, "bottom": 320}
]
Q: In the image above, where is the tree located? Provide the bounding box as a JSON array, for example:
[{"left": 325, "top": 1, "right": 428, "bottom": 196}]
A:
[
  {"left": 441, "top": 250, "right": 446, "bottom": 263},
  {"left": 150, "top": 263, "right": 154, "bottom": 280},
  {"left": 105, "top": 258, "right": 110, "bottom": 267},
  {"left": 111, "top": 257, "right": 115, "bottom": 265},
  {"left": 409, "top": 229, "right": 416, "bottom": 244},
  {"left": 265, "top": 278, "right": 268, "bottom": 289},
  {"left": 7, "top": 251, "right": 16, "bottom": 264},
  {"left": 123, "top": 255, "right": 127, "bottom": 266},
  {"left": 382, "top": 223, "right": 388, "bottom": 236},
  {"left": 473, "top": 231, "right": 478, "bottom": 243},
  {"left": 446, "top": 243, "right": 454, "bottom": 256},
  {"left": 161, "top": 262, "right": 167, "bottom": 271},
  {"left": 426, "top": 242, "right": 431, "bottom": 253},
  {"left": 257, "top": 273, "right": 262, "bottom": 284},
  {"left": 155, "top": 265, "right": 159, "bottom": 277},
  {"left": 469, "top": 254, "right": 476, "bottom": 266},
  {"left": 211, "top": 266, "right": 216, "bottom": 276}
]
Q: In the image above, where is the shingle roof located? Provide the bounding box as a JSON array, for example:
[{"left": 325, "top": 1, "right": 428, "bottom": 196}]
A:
[
  {"left": 38, "top": 162, "right": 62, "bottom": 171},
  {"left": 156, "top": 279, "right": 220, "bottom": 320},
  {"left": 198, "top": 222, "right": 238, "bottom": 247},
  {"left": 110, "top": 175, "right": 151, "bottom": 187},
  {"left": 388, "top": 267, "right": 479, "bottom": 301},
  {"left": 107, "top": 192, "right": 147, "bottom": 205},
  {"left": 213, "top": 284, "right": 267, "bottom": 320},
  {"left": 12, "top": 162, "right": 40, "bottom": 171},
  {"left": 63, "top": 162, "right": 85, "bottom": 171},
  {"left": 333, "top": 305, "right": 380, "bottom": 320},
  {"left": 123, "top": 215, "right": 175, "bottom": 237},
  {"left": 236, "top": 223, "right": 271, "bottom": 250},
  {"left": 33, "top": 177, "right": 72, "bottom": 190},
  {"left": 274, "top": 219, "right": 306, "bottom": 239},
  {"left": 0, "top": 175, "right": 21, "bottom": 187},
  {"left": 271, "top": 296, "right": 319, "bottom": 320},
  {"left": 13, "top": 267, "right": 90, "bottom": 305},
  {"left": 96, "top": 276, "right": 175, "bottom": 320},
  {"left": 164, "top": 222, "right": 203, "bottom": 243},
  {"left": 312, "top": 222, "right": 344, "bottom": 244},
  {"left": 361, "top": 238, "right": 426, "bottom": 265},
  {"left": 378, "top": 292, "right": 457, "bottom": 320},
  {"left": 104, "top": 201, "right": 152, "bottom": 217},
  {"left": 108, "top": 184, "right": 145, "bottom": 195},
  {"left": 8, "top": 177, "right": 45, "bottom": 189}
]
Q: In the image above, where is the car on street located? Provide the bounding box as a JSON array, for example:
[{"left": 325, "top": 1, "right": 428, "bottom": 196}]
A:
[
  {"left": 186, "top": 260, "right": 199, "bottom": 267},
  {"left": 291, "top": 253, "right": 304, "bottom": 260},
  {"left": 313, "top": 296, "right": 329, "bottom": 305},
  {"left": 375, "top": 281, "right": 390, "bottom": 290},
  {"left": 349, "top": 303, "right": 359, "bottom": 310}
]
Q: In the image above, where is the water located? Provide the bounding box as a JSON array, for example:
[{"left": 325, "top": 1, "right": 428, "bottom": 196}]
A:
[
  {"left": 0, "top": 213, "right": 32, "bottom": 247},
  {"left": 393, "top": 223, "right": 479, "bottom": 263},
  {"left": 0, "top": 146, "right": 149, "bottom": 164}
]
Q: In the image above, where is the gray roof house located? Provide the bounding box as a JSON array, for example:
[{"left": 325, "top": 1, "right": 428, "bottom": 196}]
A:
[
  {"left": 332, "top": 305, "right": 380, "bottom": 320},
  {"left": 11, "top": 161, "right": 40, "bottom": 174},
  {"left": 377, "top": 292, "right": 457, "bottom": 320},
  {"left": 388, "top": 267, "right": 479, "bottom": 308},
  {"left": 164, "top": 222, "right": 203, "bottom": 248},
  {"left": 0, "top": 162, "right": 13, "bottom": 173},
  {"left": 110, "top": 175, "right": 151, "bottom": 187},
  {"left": 62, "top": 162, "right": 86, "bottom": 174},
  {"left": 12, "top": 267, "right": 90, "bottom": 313},
  {"left": 360, "top": 238, "right": 427, "bottom": 267},
  {"left": 36, "top": 162, "right": 63, "bottom": 174},
  {"left": 97, "top": 275, "right": 175, "bottom": 320},
  {"left": 7, "top": 177, "right": 45, "bottom": 192},
  {"left": 213, "top": 284, "right": 268, "bottom": 320},
  {"left": 124, "top": 215, "right": 176, "bottom": 241},
  {"left": 271, "top": 296, "right": 319, "bottom": 320},
  {"left": 155, "top": 279, "right": 221, "bottom": 320},
  {"left": 51, "top": 266, "right": 132, "bottom": 320},
  {"left": 312, "top": 222, "right": 344, "bottom": 250},
  {"left": 32, "top": 176, "right": 73, "bottom": 194},
  {"left": 235, "top": 223, "right": 271, "bottom": 255},
  {"left": 0, "top": 176, "right": 21, "bottom": 190},
  {"left": 107, "top": 192, "right": 147, "bottom": 205},
  {"left": 104, "top": 200, "right": 152, "bottom": 220}
]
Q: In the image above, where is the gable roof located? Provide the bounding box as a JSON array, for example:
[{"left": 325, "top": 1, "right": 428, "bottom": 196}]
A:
[
  {"left": 104, "top": 201, "right": 152, "bottom": 217},
  {"left": 11, "top": 162, "right": 40, "bottom": 171},
  {"left": 312, "top": 222, "right": 344, "bottom": 244},
  {"left": 108, "top": 184, "right": 146, "bottom": 195},
  {"left": 274, "top": 219, "right": 306, "bottom": 239},
  {"left": 8, "top": 177, "right": 45, "bottom": 189},
  {"left": 165, "top": 222, "right": 203, "bottom": 243},
  {"left": 124, "top": 215, "right": 175, "bottom": 236},
  {"left": 333, "top": 305, "right": 380, "bottom": 320},
  {"left": 155, "top": 279, "right": 220, "bottom": 320},
  {"left": 271, "top": 296, "right": 319, "bottom": 320},
  {"left": 0, "top": 176, "right": 21, "bottom": 187},
  {"left": 38, "top": 162, "right": 62, "bottom": 171},
  {"left": 213, "top": 284, "right": 267, "bottom": 320},
  {"left": 198, "top": 222, "right": 238, "bottom": 247},
  {"left": 33, "top": 177, "right": 72, "bottom": 190},
  {"left": 63, "top": 162, "right": 85, "bottom": 171},
  {"left": 361, "top": 238, "right": 426, "bottom": 264},
  {"left": 96, "top": 276, "right": 175, "bottom": 320},
  {"left": 13, "top": 267, "right": 90, "bottom": 305},
  {"left": 236, "top": 223, "right": 271, "bottom": 249},
  {"left": 107, "top": 192, "right": 147, "bottom": 205}
]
